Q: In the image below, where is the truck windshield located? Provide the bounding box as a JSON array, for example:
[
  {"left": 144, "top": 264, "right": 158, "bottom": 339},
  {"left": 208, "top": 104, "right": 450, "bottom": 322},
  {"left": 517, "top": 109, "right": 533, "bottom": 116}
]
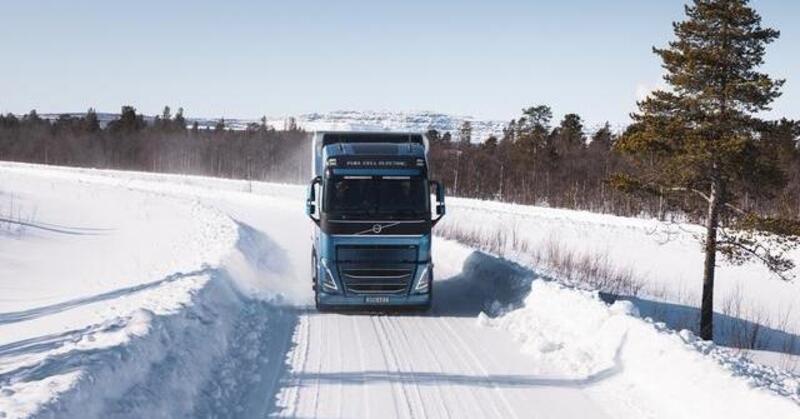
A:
[{"left": 324, "top": 175, "right": 429, "bottom": 219}]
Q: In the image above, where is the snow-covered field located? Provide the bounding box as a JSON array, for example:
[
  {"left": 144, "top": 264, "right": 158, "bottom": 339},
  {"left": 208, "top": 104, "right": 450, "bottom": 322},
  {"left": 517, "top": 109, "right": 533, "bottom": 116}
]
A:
[
  {"left": 438, "top": 197, "right": 800, "bottom": 359},
  {"left": 1, "top": 162, "right": 798, "bottom": 418}
]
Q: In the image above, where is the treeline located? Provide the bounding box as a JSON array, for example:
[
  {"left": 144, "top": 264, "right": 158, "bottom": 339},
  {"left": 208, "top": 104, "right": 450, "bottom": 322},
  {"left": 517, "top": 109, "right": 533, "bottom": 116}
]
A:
[
  {"left": 0, "top": 106, "right": 310, "bottom": 183},
  {"left": 427, "top": 106, "right": 800, "bottom": 219},
  {"left": 1, "top": 105, "right": 798, "bottom": 219}
]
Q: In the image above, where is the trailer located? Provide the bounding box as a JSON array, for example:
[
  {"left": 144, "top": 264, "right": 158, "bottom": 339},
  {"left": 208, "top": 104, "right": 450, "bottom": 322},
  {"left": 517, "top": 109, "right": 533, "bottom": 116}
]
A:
[{"left": 305, "top": 131, "right": 445, "bottom": 311}]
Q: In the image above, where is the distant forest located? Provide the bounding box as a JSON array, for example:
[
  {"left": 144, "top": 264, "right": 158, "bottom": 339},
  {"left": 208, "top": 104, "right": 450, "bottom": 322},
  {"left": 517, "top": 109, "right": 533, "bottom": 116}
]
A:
[
  {"left": 1, "top": 105, "right": 798, "bottom": 219},
  {"left": 0, "top": 107, "right": 311, "bottom": 184}
]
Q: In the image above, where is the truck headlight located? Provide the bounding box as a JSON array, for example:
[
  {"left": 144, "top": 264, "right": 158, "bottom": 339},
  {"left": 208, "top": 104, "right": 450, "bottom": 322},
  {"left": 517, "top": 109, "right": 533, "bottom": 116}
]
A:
[
  {"left": 414, "top": 264, "right": 431, "bottom": 293},
  {"left": 320, "top": 259, "right": 339, "bottom": 292}
]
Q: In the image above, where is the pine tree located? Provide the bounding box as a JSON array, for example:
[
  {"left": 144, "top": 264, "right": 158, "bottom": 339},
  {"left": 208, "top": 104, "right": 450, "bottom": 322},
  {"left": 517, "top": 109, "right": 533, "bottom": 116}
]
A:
[
  {"left": 612, "top": 0, "right": 800, "bottom": 340},
  {"left": 425, "top": 129, "right": 442, "bottom": 144},
  {"left": 553, "top": 113, "right": 586, "bottom": 153},
  {"left": 458, "top": 121, "right": 473, "bottom": 144},
  {"left": 85, "top": 108, "right": 100, "bottom": 133},
  {"left": 215, "top": 118, "right": 226, "bottom": 132},
  {"left": 284, "top": 117, "right": 298, "bottom": 132},
  {"left": 174, "top": 107, "right": 186, "bottom": 131},
  {"left": 109, "top": 106, "right": 144, "bottom": 133},
  {"left": 482, "top": 136, "right": 498, "bottom": 153},
  {"left": 519, "top": 105, "right": 552, "bottom": 134},
  {"left": 589, "top": 122, "right": 613, "bottom": 153},
  {"left": 161, "top": 106, "right": 172, "bottom": 123}
]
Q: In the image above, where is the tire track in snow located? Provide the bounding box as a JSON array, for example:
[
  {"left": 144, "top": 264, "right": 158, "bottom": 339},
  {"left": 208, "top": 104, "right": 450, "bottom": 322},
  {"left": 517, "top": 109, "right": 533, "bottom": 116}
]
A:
[
  {"left": 378, "top": 315, "right": 422, "bottom": 419},
  {"left": 383, "top": 315, "right": 431, "bottom": 419},
  {"left": 419, "top": 316, "right": 490, "bottom": 418},
  {"left": 438, "top": 317, "right": 519, "bottom": 419},
  {"left": 352, "top": 316, "right": 371, "bottom": 418},
  {"left": 429, "top": 319, "right": 492, "bottom": 417},
  {"left": 332, "top": 314, "right": 345, "bottom": 418},
  {"left": 431, "top": 317, "right": 509, "bottom": 419},
  {"left": 371, "top": 315, "right": 412, "bottom": 419},
  {"left": 309, "top": 311, "right": 324, "bottom": 418},
  {"left": 409, "top": 316, "right": 454, "bottom": 419}
]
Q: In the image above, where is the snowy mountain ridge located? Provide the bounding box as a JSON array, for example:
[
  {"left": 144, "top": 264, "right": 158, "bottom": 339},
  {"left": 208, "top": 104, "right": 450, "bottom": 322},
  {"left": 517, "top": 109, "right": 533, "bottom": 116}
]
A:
[{"left": 287, "top": 110, "right": 508, "bottom": 141}]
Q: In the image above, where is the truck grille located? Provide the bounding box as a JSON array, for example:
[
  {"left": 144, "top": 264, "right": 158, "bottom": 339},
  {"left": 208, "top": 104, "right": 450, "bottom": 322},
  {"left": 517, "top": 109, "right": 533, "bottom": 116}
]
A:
[
  {"left": 336, "top": 245, "right": 417, "bottom": 263},
  {"left": 341, "top": 268, "right": 413, "bottom": 295}
]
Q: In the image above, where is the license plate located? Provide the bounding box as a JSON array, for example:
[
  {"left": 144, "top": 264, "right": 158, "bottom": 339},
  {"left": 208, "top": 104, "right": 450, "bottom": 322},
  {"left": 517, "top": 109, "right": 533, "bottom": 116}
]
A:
[{"left": 365, "top": 296, "right": 390, "bottom": 304}]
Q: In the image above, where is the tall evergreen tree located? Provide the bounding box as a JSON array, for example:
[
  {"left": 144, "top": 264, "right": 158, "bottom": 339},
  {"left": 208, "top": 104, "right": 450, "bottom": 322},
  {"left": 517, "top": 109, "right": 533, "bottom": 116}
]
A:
[
  {"left": 554, "top": 113, "right": 586, "bottom": 153},
  {"left": 108, "top": 106, "right": 144, "bottom": 133},
  {"left": 284, "top": 117, "right": 298, "bottom": 132},
  {"left": 85, "top": 108, "right": 100, "bottom": 133},
  {"left": 519, "top": 105, "right": 552, "bottom": 134},
  {"left": 589, "top": 122, "right": 614, "bottom": 153},
  {"left": 425, "top": 129, "right": 442, "bottom": 144},
  {"left": 24, "top": 109, "right": 41, "bottom": 123},
  {"left": 215, "top": 118, "right": 226, "bottom": 132},
  {"left": 174, "top": 107, "right": 186, "bottom": 131},
  {"left": 612, "top": 0, "right": 800, "bottom": 340},
  {"left": 161, "top": 106, "right": 172, "bottom": 122},
  {"left": 458, "top": 121, "right": 473, "bottom": 145}
]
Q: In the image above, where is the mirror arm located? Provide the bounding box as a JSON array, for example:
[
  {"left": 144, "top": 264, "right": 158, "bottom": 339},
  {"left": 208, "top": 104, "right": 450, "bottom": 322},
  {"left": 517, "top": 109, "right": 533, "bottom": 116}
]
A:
[{"left": 429, "top": 180, "right": 445, "bottom": 227}]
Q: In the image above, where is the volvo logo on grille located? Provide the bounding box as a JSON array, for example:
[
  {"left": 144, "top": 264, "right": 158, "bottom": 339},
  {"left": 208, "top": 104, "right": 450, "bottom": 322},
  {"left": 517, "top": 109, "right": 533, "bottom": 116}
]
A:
[{"left": 353, "top": 222, "right": 401, "bottom": 235}]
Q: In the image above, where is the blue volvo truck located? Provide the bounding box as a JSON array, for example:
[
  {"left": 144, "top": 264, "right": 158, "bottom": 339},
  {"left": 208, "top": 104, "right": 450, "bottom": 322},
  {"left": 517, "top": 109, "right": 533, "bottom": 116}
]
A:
[{"left": 305, "top": 131, "right": 445, "bottom": 311}]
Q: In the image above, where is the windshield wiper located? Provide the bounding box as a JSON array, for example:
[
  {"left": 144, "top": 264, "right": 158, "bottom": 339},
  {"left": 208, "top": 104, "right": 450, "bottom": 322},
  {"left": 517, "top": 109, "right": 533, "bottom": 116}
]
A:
[
  {"left": 378, "top": 209, "right": 425, "bottom": 218},
  {"left": 332, "top": 210, "right": 370, "bottom": 218}
]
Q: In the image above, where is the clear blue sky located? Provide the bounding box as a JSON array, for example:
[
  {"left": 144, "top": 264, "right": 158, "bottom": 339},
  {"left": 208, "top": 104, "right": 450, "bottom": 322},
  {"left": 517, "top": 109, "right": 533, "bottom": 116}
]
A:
[{"left": 1, "top": 0, "right": 798, "bottom": 126}]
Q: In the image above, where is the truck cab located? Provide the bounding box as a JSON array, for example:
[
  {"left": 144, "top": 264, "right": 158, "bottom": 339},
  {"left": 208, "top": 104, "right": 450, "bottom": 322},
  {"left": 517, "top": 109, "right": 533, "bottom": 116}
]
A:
[{"left": 305, "top": 132, "right": 445, "bottom": 311}]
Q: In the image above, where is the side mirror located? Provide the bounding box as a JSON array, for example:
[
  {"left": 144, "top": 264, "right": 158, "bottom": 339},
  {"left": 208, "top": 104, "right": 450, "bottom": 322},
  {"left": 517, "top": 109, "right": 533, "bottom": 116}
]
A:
[
  {"left": 436, "top": 203, "right": 446, "bottom": 216},
  {"left": 429, "top": 180, "right": 446, "bottom": 226},
  {"left": 306, "top": 176, "right": 321, "bottom": 224}
]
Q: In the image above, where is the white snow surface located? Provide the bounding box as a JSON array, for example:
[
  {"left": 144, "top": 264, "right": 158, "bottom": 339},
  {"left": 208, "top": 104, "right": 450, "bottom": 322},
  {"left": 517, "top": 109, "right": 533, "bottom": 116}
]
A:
[
  {"left": 0, "top": 161, "right": 798, "bottom": 418},
  {"left": 438, "top": 197, "right": 800, "bottom": 356}
]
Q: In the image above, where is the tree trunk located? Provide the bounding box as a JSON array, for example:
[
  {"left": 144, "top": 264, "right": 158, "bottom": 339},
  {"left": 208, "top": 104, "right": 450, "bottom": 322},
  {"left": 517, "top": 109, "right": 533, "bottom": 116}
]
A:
[{"left": 700, "top": 180, "right": 721, "bottom": 341}]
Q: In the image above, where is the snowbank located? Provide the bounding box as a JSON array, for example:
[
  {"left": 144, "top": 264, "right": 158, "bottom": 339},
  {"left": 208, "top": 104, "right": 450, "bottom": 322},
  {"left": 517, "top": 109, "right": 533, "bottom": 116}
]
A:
[
  {"left": 438, "top": 195, "right": 800, "bottom": 357},
  {"left": 0, "top": 162, "right": 312, "bottom": 418},
  {"left": 482, "top": 280, "right": 800, "bottom": 418},
  {"left": 0, "top": 163, "right": 243, "bottom": 417}
]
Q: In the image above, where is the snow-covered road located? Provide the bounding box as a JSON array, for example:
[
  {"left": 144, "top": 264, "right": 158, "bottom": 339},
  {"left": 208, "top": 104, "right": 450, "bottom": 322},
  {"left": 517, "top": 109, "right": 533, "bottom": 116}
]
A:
[
  {"left": 203, "top": 181, "right": 614, "bottom": 419},
  {"left": 1, "top": 163, "right": 798, "bottom": 419},
  {"left": 274, "top": 309, "right": 611, "bottom": 419}
]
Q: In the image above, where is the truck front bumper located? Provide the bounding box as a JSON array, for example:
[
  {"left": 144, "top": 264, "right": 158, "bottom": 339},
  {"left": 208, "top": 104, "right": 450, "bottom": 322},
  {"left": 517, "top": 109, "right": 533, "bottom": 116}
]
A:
[{"left": 317, "top": 292, "right": 431, "bottom": 309}]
